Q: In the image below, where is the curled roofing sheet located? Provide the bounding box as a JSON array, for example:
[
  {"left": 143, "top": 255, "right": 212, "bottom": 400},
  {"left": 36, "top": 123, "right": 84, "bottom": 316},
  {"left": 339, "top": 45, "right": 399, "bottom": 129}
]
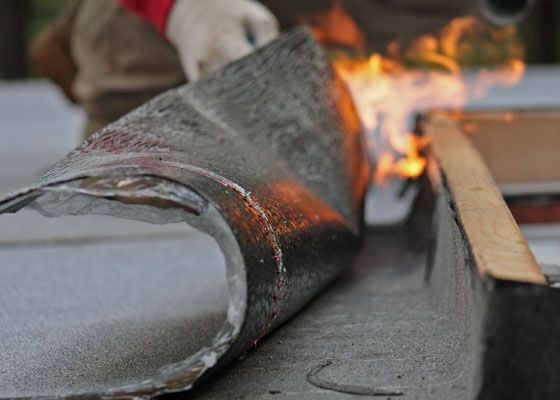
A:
[{"left": 0, "top": 27, "right": 370, "bottom": 399}]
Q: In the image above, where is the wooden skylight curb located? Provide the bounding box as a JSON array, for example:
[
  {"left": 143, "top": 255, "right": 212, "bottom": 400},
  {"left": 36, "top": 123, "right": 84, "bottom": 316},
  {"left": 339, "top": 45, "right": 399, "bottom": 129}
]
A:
[{"left": 425, "top": 111, "right": 547, "bottom": 285}]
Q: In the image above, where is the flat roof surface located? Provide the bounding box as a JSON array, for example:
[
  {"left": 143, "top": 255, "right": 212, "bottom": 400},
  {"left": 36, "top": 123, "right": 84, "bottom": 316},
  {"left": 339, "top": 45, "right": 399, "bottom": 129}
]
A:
[{"left": 1, "top": 68, "right": 559, "bottom": 399}]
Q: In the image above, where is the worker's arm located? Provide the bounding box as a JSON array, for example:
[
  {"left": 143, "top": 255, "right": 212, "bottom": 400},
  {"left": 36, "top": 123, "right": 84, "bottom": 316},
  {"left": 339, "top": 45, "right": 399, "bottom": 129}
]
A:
[{"left": 119, "top": 0, "right": 279, "bottom": 81}]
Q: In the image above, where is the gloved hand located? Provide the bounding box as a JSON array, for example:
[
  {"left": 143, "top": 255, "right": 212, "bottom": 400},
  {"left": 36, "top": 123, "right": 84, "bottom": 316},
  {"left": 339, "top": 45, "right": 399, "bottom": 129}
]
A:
[{"left": 166, "top": 0, "right": 279, "bottom": 81}]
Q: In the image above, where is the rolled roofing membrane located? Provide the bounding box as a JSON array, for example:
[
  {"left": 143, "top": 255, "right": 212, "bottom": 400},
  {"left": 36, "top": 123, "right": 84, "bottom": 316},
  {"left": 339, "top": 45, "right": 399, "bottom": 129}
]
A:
[{"left": 0, "top": 27, "right": 370, "bottom": 399}]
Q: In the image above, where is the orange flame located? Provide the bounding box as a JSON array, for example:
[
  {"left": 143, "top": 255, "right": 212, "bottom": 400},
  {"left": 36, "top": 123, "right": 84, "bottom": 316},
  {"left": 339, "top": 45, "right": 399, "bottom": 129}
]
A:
[
  {"left": 298, "top": 3, "right": 366, "bottom": 51},
  {"left": 305, "top": 9, "right": 525, "bottom": 185}
]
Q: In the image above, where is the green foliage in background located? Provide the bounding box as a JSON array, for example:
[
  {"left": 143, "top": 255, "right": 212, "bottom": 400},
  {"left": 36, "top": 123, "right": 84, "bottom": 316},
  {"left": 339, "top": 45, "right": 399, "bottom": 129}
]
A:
[{"left": 26, "top": 0, "right": 76, "bottom": 77}]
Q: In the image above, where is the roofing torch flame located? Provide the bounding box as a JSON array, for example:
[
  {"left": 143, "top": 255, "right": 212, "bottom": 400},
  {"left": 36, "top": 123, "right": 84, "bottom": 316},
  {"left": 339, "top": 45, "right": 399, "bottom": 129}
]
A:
[{"left": 303, "top": 7, "right": 525, "bottom": 185}]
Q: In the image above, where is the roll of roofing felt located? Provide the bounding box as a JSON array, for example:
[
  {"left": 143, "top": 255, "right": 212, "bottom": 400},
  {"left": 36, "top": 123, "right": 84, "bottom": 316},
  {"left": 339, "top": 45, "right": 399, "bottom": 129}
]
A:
[{"left": 0, "top": 27, "right": 370, "bottom": 399}]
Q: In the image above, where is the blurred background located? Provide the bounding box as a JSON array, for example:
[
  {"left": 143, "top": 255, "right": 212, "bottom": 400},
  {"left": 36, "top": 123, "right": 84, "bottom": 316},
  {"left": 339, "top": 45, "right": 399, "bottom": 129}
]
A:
[
  {"left": 0, "top": 0, "right": 559, "bottom": 79},
  {"left": 0, "top": 0, "right": 75, "bottom": 79},
  {"left": 0, "top": 0, "right": 560, "bottom": 79}
]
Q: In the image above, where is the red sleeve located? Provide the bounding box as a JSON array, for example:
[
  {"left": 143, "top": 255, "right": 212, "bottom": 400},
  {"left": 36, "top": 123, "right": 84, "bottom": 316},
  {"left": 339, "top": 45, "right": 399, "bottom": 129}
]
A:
[{"left": 119, "top": 0, "right": 177, "bottom": 38}]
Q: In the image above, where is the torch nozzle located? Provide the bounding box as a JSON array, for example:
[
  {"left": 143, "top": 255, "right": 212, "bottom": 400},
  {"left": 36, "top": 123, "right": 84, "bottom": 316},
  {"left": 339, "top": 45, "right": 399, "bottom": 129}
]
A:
[{"left": 479, "top": 0, "right": 537, "bottom": 25}]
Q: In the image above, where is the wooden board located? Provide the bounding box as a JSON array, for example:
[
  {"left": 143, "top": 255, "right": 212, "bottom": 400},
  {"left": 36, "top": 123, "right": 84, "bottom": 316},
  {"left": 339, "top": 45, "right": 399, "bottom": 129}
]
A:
[
  {"left": 425, "top": 112, "right": 546, "bottom": 285},
  {"left": 451, "top": 110, "right": 560, "bottom": 184}
]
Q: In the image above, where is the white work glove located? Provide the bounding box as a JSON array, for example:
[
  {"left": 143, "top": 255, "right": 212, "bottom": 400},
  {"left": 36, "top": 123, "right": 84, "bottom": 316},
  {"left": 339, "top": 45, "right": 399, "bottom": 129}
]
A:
[{"left": 166, "top": 0, "right": 279, "bottom": 81}]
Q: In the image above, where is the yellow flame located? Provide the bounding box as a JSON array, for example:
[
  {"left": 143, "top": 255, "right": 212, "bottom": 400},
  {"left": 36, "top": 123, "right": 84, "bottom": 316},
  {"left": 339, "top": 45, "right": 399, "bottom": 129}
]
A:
[{"left": 314, "top": 13, "right": 526, "bottom": 184}]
